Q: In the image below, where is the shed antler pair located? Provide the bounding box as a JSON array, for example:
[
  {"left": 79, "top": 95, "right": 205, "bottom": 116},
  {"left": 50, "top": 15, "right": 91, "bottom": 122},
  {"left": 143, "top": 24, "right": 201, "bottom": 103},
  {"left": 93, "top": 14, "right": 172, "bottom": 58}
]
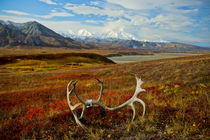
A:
[{"left": 67, "top": 75, "right": 146, "bottom": 130}]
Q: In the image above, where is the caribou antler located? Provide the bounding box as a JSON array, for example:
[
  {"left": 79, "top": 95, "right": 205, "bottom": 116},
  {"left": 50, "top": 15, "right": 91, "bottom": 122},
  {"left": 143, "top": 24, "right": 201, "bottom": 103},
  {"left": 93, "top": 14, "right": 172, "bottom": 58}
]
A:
[
  {"left": 66, "top": 81, "right": 88, "bottom": 131},
  {"left": 66, "top": 75, "right": 146, "bottom": 130}
]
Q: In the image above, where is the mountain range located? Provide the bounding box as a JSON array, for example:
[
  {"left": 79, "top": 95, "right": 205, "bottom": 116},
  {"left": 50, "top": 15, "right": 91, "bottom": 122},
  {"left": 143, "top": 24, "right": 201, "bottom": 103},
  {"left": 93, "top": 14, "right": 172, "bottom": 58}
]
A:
[
  {"left": 0, "top": 20, "right": 92, "bottom": 49},
  {"left": 59, "top": 28, "right": 136, "bottom": 40},
  {"left": 72, "top": 37, "right": 209, "bottom": 51},
  {"left": 0, "top": 20, "right": 209, "bottom": 51}
]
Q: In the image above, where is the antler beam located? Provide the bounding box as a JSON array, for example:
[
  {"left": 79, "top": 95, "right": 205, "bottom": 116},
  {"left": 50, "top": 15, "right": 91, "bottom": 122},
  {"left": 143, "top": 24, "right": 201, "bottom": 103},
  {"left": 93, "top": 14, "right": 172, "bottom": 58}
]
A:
[{"left": 66, "top": 75, "right": 146, "bottom": 130}]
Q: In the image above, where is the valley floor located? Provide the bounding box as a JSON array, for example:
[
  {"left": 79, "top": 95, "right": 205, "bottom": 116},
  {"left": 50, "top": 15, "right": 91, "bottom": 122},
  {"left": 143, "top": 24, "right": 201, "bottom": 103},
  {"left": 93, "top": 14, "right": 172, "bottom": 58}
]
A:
[
  {"left": 0, "top": 53, "right": 209, "bottom": 139},
  {"left": 107, "top": 53, "right": 198, "bottom": 63}
]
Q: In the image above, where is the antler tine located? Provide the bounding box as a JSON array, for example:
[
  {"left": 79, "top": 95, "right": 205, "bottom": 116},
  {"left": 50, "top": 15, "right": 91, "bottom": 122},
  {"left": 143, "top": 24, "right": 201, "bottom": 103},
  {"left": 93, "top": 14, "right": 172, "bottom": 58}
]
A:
[
  {"left": 135, "top": 98, "right": 145, "bottom": 117},
  {"left": 130, "top": 103, "right": 136, "bottom": 121},
  {"left": 67, "top": 80, "right": 74, "bottom": 94},
  {"left": 67, "top": 80, "right": 79, "bottom": 110},
  {"left": 95, "top": 78, "right": 104, "bottom": 102},
  {"left": 72, "top": 81, "right": 88, "bottom": 120},
  {"left": 134, "top": 76, "right": 145, "bottom": 97},
  {"left": 72, "top": 81, "right": 86, "bottom": 105},
  {"left": 66, "top": 80, "right": 89, "bottom": 131}
]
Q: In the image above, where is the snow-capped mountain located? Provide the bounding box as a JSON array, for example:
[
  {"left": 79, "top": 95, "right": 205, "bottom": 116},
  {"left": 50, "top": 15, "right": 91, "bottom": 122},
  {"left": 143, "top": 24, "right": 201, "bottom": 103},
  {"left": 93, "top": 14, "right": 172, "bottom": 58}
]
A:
[
  {"left": 78, "top": 29, "right": 92, "bottom": 37},
  {"left": 59, "top": 29, "right": 136, "bottom": 40},
  {"left": 102, "top": 31, "right": 136, "bottom": 40},
  {"left": 59, "top": 30, "right": 76, "bottom": 38},
  {"left": 103, "top": 31, "right": 118, "bottom": 38},
  {"left": 59, "top": 29, "right": 93, "bottom": 39}
]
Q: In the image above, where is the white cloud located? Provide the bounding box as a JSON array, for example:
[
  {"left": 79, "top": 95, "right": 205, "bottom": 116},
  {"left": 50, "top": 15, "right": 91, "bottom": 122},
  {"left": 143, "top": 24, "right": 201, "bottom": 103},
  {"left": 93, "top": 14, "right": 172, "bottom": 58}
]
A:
[
  {"left": 136, "top": 25, "right": 210, "bottom": 43},
  {"left": 107, "top": 0, "right": 158, "bottom": 10},
  {"left": 103, "top": 19, "right": 130, "bottom": 32},
  {"left": 86, "top": 20, "right": 104, "bottom": 24},
  {"left": 64, "top": 3, "right": 101, "bottom": 15},
  {"left": 64, "top": 3, "right": 72, "bottom": 7},
  {"left": 2, "top": 10, "right": 30, "bottom": 16},
  {"left": 64, "top": 3, "right": 125, "bottom": 17},
  {"left": 0, "top": 14, "right": 78, "bottom": 30},
  {"left": 104, "top": 7, "right": 125, "bottom": 17},
  {"left": 37, "top": 10, "right": 74, "bottom": 19},
  {"left": 130, "top": 15, "right": 150, "bottom": 25},
  {"left": 90, "top": 1, "right": 100, "bottom": 6},
  {"left": 107, "top": 0, "right": 202, "bottom": 10},
  {"left": 63, "top": 1, "right": 201, "bottom": 39},
  {"left": 39, "top": 0, "right": 56, "bottom": 5},
  {"left": 150, "top": 14, "right": 193, "bottom": 31}
]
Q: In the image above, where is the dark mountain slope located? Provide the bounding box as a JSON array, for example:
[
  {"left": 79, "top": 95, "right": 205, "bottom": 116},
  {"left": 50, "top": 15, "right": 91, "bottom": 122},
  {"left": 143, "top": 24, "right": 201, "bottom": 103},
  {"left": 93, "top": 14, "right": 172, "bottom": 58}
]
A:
[
  {"left": 0, "top": 21, "right": 91, "bottom": 49},
  {"left": 22, "top": 21, "right": 63, "bottom": 38},
  {"left": 0, "top": 24, "right": 25, "bottom": 46}
]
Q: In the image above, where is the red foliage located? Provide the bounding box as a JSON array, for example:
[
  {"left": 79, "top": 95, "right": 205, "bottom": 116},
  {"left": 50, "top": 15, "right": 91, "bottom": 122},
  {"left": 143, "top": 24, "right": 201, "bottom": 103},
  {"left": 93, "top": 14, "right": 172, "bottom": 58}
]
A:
[
  {"left": 145, "top": 86, "right": 160, "bottom": 95},
  {"left": 0, "top": 86, "right": 66, "bottom": 111},
  {"left": 47, "top": 72, "right": 95, "bottom": 80},
  {"left": 105, "top": 91, "right": 118, "bottom": 96},
  {"left": 22, "top": 106, "right": 45, "bottom": 120},
  {"left": 0, "top": 120, "right": 23, "bottom": 139},
  {"left": 166, "top": 82, "right": 185, "bottom": 88},
  {"left": 50, "top": 111, "right": 72, "bottom": 122},
  {"left": 50, "top": 99, "right": 69, "bottom": 111}
]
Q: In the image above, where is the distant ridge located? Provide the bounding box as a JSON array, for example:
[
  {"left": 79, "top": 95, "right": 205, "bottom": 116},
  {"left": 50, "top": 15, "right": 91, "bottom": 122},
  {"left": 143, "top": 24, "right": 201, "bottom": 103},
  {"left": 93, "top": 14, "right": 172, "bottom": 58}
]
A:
[{"left": 72, "top": 37, "right": 210, "bottom": 51}]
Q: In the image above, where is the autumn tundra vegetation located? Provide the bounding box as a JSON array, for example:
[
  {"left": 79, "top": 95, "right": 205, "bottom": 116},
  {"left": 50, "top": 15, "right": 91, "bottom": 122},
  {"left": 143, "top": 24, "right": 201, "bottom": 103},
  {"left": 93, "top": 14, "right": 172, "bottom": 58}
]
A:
[{"left": 0, "top": 51, "right": 209, "bottom": 139}]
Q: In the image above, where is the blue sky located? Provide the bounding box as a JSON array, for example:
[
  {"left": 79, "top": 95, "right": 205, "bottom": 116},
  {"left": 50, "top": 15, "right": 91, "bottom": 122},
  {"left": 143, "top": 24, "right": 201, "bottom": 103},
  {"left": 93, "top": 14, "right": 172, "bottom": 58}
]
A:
[{"left": 0, "top": 0, "right": 210, "bottom": 47}]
